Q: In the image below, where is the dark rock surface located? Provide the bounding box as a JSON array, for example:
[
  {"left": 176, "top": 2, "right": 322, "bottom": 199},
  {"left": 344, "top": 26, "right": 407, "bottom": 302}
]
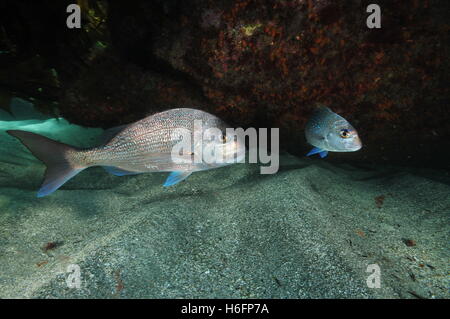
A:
[{"left": 0, "top": 0, "right": 449, "bottom": 167}]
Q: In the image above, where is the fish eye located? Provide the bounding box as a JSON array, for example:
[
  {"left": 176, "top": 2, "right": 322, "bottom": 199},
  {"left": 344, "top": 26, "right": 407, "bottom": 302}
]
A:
[{"left": 340, "top": 129, "right": 351, "bottom": 138}]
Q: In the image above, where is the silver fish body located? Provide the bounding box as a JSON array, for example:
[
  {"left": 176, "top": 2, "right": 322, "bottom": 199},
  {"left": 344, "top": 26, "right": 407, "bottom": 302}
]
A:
[
  {"left": 305, "top": 107, "right": 362, "bottom": 158},
  {"left": 7, "top": 108, "right": 246, "bottom": 197},
  {"left": 83, "top": 108, "right": 243, "bottom": 171}
]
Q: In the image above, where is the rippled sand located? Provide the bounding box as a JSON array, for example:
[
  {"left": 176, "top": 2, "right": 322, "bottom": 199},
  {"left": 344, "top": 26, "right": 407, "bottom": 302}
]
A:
[{"left": 0, "top": 138, "right": 448, "bottom": 298}]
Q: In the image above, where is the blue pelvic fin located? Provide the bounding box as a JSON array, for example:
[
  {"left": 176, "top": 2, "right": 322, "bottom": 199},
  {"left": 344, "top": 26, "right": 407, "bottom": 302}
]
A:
[
  {"left": 103, "top": 166, "right": 141, "bottom": 176},
  {"left": 306, "top": 147, "right": 329, "bottom": 158},
  {"left": 307, "top": 147, "right": 324, "bottom": 156},
  {"left": 163, "top": 171, "right": 192, "bottom": 187},
  {"left": 319, "top": 150, "right": 328, "bottom": 158}
]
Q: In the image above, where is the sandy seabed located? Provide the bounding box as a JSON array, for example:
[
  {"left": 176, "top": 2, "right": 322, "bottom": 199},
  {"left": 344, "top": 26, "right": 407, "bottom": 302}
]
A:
[{"left": 0, "top": 135, "right": 448, "bottom": 298}]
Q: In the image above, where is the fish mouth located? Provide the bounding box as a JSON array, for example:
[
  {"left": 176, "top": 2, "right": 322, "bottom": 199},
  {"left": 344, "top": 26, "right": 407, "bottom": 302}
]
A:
[
  {"left": 337, "top": 136, "right": 361, "bottom": 152},
  {"left": 350, "top": 137, "right": 362, "bottom": 151}
]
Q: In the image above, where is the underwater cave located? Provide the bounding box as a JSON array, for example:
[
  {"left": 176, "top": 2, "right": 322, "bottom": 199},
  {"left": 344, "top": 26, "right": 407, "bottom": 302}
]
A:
[{"left": 0, "top": 0, "right": 448, "bottom": 301}]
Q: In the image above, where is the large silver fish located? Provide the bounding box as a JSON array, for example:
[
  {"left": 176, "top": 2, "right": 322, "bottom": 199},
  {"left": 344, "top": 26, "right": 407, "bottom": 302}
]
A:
[
  {"left": 305, "top": 106, "right": 362, "bottom": 158},
  {"left": 7, "top": 108, "right": 246, "bottom": 197}
]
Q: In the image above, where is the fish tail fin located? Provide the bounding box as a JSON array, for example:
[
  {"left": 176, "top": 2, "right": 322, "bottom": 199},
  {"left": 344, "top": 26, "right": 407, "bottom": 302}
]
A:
[{"left": 6, "top": 130, "right": 85, "bottom": 197}]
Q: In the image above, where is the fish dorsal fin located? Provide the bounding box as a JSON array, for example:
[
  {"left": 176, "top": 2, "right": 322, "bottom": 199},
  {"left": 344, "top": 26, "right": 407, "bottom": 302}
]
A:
[{"left": 99, "top": 124, "right": 129, "bottom": 145}]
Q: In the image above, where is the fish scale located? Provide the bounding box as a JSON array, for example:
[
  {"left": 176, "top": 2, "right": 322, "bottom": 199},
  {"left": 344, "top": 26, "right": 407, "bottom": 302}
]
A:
[
  {"left": 83, "top": 109, "right": 219, "bottom": 168},
  {"left": 7, "top": 108, "right": 246, "bottom": 197}
]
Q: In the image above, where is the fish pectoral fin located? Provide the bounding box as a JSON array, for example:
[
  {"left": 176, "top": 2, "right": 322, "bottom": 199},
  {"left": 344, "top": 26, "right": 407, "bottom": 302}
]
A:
[
  {"left": 103, "top": 166, "right": 141, "bottom": 176},
  {"left": 306, "top": 147, "right": 326, "bottom": 157},
  {"left": 163, "top": 171, "right": 192, "bottom": 187},
  {"left": 319, "top": 150, "right": 328, "bottom": 158}
]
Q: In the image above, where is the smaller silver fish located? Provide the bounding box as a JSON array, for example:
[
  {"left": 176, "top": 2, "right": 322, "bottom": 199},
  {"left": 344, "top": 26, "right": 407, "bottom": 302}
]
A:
[{"left": 305, "top": 106, "right": 362, "bottom": 158}]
